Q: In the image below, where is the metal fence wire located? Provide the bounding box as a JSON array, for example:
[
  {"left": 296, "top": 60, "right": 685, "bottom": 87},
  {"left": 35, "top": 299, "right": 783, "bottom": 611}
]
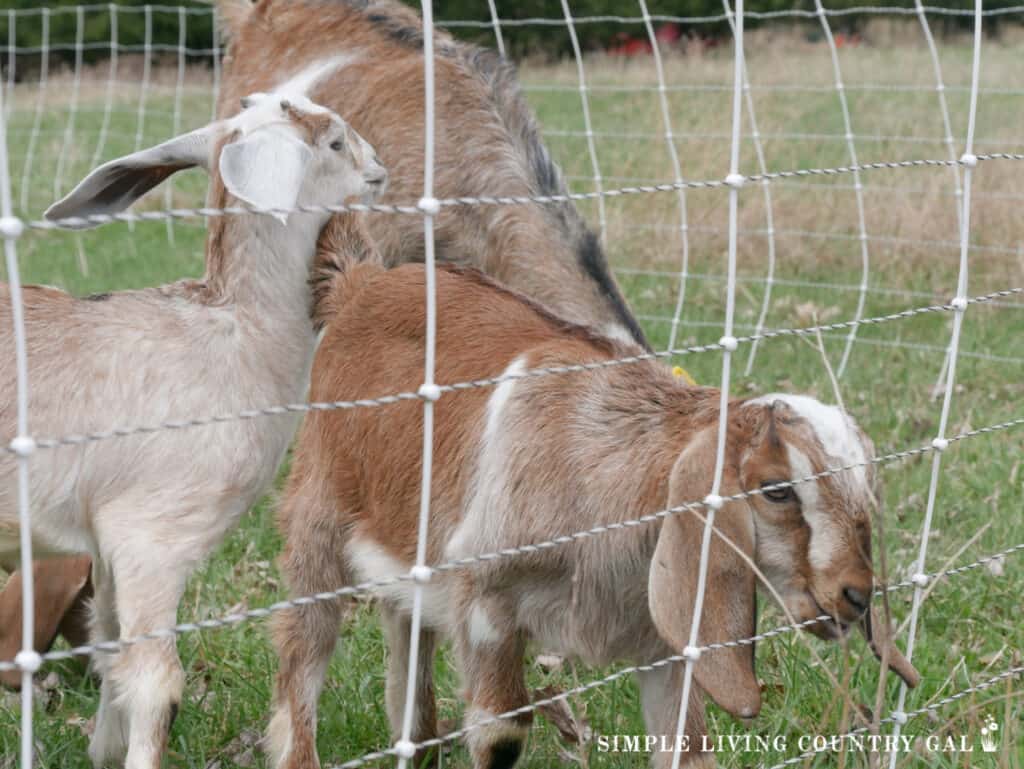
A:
[{"left": 1, "top": 2, "right": 1022, "bottom": 768}]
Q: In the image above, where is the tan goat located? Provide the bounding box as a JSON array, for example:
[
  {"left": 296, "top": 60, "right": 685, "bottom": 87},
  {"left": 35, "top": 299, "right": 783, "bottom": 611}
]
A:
[
  {"left": 268, "top": 262, "right": 917, "bottom": 769},
  {"left": 216, "top": 0, "right": 649, "bottom": 349},
  {"left": 0, "top": 94, "right": 384, "bottom": 769}
]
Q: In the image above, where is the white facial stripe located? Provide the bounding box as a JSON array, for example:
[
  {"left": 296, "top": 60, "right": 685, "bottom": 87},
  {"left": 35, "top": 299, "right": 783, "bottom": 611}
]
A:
[
  {"left": 785, "top": 445, "right": 837, "bottom": 570},
  {"left": 749, "top": 393, "right": 868, "bottom": 486}
]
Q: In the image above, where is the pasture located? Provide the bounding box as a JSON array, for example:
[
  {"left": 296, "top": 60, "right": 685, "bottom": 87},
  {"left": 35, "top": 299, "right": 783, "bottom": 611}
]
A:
[{"left": 1, "top": 20, "right": 1023, "bottom": 768}]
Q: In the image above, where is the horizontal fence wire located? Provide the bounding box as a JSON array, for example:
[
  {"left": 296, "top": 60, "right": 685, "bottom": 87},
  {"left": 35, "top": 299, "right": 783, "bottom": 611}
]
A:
[
  {"left": 328, "top": 654, "right": 1024, "bottom": 768},
  {"left": 632, "top": 317, "right": 1024, "bottom": 366},
  {"left": 761, "top": 665, "right": 1024, "bottom": 769},
  {"left": 2, "top": 4, "right": 1022, "bottom": 766},
  {"left": 3, "top": 286, "right": 1019, "bottom": 456},
  {"left": 2, "top": 411, "right": 1021, "bottom": 674},
  {"left": 18, "top": 153, "right": 1024, "bottom": 230}
]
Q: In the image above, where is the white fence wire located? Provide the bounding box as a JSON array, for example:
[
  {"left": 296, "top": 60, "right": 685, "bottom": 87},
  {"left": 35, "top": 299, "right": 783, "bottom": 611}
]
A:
[{"left": 1, "top": 2, "right": 1022, "bottom": 768}]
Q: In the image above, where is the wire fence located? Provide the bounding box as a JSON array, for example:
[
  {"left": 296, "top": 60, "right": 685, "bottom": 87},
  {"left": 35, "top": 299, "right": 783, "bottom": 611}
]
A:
[{"left": 1, "top": 2, "right": 1022, "bottom": 768}]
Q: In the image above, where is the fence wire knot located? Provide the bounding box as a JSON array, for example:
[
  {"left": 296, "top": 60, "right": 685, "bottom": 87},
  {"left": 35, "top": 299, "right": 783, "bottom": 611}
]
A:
[{"left": 0, "top": 215, "right": 24, "bottom": 239}]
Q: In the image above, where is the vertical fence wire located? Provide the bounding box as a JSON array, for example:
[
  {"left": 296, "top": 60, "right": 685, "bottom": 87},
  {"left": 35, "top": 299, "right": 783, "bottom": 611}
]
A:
[
  {"left": 812, "top": 0, "right": 871, "bottom": 378},
  {"left": 560, "top": 0, "right": 607, "bottom": 244},
  {"left": 1, "top": 75, "right": 37, "bottom": 769},
  {"left": 128, "top": 4, "right": 152, "bottom": 235},
  {"left": 57, "top": 6, "right": 90, "bottom": 276},
  {"left": 485, "top": 0, "right": 506, "bottom": 58},
  {"left": 395, "top": 2, "right": 440, "bottom": 767},
  {"left": 18, "top": 7, "right": 47, "bottom": 214},
  {"left": 89, "top": 4, "right": 119, "bottom": 171},
  {"left": 133, "top": 4, "right": 153, "bottom": 157},
  {"left": 670, "top": 1, "right": 745, "bottom": 766},
  {"left": 716, "top": 0, "right": 780, "bottom": 378},
  {"left": 5, "top": 10, "right": 15, "bottom": 120},
  {"left": 164, "top": 6, "right": 186, "bottom": 245},
  {"left": 52, "top": 4, "right": 83, "bottom": 202},
  {"left": 637, "top": 0, "right": 692, "bottom": 353},
  {"left": 210, "top": 6, "right": 221, "bottom": 121},
  {"left": 886, "top": 0, "right": 982, "bottom": 762},
  {"left": 914, "top": 0, "right": 965, "bottom": 399}
]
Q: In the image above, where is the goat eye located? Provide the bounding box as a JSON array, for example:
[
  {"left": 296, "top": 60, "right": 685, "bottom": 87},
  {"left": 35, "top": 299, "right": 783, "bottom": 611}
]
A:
[
  {"left": 330, "top": 140, "right": 345, "bottom": 151},
  {"left": 760, "top": 481, "right": 795, "bottom": 503}
]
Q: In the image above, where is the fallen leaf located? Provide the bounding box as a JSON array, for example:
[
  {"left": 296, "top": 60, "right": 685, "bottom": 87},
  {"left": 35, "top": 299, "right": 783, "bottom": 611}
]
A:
[{"left": 533, "top": 686, "right": 592, "bottom": 747}]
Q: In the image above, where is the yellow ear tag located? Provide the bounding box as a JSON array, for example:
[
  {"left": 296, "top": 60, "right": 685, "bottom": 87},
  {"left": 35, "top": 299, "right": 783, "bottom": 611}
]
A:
[{"left": 672, "top": 366, "right": 697, "bottom": 386}]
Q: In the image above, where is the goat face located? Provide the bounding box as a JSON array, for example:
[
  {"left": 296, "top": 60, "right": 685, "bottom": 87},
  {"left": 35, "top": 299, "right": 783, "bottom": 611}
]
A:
[
  {"left": 224, "top": 93, "right": 388, "bottom": 219},
  {"left": 46, "top": 92, "right": 386, "bottom": 227},
  {"left": 739, "top": 395, "right": 876, "bottom": 638},
  {"left": 648, "top": 394, "right": 877, "bottom": 721}
]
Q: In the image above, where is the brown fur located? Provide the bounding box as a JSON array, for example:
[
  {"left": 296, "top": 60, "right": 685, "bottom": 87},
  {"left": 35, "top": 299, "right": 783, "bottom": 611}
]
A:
[
  {"left": 283, "top": 103, "right": 335, "bottom": 144},
  {"left": 0, "top": 556, "right": 92, "bottom": 689},
  {"left": 310, "top": 213, "right": 383, "bottom": 330},
  {"left": 216, "top": 0, "right": 649, "bottom": 349}
]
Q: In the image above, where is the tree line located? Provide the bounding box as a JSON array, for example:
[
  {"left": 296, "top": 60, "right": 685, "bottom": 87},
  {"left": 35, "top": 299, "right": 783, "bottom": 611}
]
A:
[{"left": 1, "top": 0, "right": 1018, "bottom": 72}]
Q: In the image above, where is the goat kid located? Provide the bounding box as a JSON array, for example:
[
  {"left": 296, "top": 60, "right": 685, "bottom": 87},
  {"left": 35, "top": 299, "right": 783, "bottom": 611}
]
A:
[
  {"left": 269, "top": 263, "right": 917, "bottom": 769},
  {"left": 0, "top": 94, "right": 384, "bottom": 769}
]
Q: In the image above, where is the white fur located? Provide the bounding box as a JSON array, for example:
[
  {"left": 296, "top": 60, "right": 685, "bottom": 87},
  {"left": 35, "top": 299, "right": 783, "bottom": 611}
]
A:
[
  {"left": 468, "top": 603, "right": 500, "bottom": 646},
  {"left": 446, "top": 356, "right": 527, "bottom": 560},
  {"left": 602, "top": 323, "right": 638, "bottom": 345},
  {"left": 750, "top": 393, "right": 867, "bottom": 485},
  {"left": 274, "top": 54, "right": 361, "bottom": 103},
  {"left": 785, "top": 445, "right": 836, "bottom": 570},
  {"left": 346, "top": 537, "right": 452, "bottom": 627}
]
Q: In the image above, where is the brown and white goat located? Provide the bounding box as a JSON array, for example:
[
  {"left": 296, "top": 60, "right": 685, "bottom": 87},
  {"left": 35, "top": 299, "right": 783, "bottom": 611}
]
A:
[
  {"left": 268, "top": 263, "right": 916, "bottom": 769},
  {"left": 216, "top": 0, "right": 649, "bottom": 349},
  {"left": 0, "top": 94, "right": 384, "bottom": 769}
]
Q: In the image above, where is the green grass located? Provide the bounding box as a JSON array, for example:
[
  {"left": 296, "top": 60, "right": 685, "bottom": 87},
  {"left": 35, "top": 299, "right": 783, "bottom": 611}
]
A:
[{"left": 1, "top": 29, "right": 1023, "bottom": 769}]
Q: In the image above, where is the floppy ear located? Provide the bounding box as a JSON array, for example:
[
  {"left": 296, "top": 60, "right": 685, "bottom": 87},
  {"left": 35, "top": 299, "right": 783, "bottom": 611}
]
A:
[
  {"left": 0, "top": 556, "right": 92, "bottom": 689},
  {"left": 649, "top": 427, "right": 761, "bottom": 719},
  {"left": 45, "top": 126, "right": 216, "bottom": 228},
  {"left": 218, "top": 126, "right": 312, "bottom": 224}
]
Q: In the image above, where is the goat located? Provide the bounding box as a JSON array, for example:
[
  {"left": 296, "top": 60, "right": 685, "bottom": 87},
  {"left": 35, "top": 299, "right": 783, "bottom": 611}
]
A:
[
  {"left": 215, "top": 0, "right": 649, "bottom": 350},
  {"left": 269, "top": 262, "right": 918, "bottom": 769},
  {"left": 0, "top": 93, "right": 385, "bottom": 769}
]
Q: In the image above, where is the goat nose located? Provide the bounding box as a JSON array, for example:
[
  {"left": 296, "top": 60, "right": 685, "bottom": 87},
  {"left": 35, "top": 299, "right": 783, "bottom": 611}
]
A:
[{"left": 842, "top": 586, "right": 870, "bottom": 615}]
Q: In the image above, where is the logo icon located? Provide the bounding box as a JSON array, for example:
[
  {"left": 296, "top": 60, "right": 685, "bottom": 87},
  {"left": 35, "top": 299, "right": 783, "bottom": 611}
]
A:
[{"left": 980, "top": 715, "right": 999, "bottom": 753}]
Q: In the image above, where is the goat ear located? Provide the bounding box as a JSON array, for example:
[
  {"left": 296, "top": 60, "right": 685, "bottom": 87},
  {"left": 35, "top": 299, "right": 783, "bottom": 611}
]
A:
[
  {"left": 218, "top": 128, "right": 312, "bottom": 224},
  {"left": 649, "top": 428, "right": 761, "bottom": 719},
  {"left": 45, "top": 126, "right": 215, "bottom": 228},
  {"left": 0, "top": 556, "right": 92, "bottom": 689}
]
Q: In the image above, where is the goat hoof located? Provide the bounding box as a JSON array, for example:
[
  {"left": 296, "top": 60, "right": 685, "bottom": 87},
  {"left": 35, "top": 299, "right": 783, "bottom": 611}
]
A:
[{"left": 483, "top": 737, "right": 523, "bottom": 769}]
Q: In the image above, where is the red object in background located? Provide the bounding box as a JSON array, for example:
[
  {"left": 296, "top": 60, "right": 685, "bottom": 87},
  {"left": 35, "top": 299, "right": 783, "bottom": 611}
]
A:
[
  {"left": 607, "top": 32, "right": 651, "bottom": 57},
  {"left": 606, "top": 22, "right": 681, "bottom": 57},
  {"left": 656, "top": 22, "right": 682, "bottom": 45}
]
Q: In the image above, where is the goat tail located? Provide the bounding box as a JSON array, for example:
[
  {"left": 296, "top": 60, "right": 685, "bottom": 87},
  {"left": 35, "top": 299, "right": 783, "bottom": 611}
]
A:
[{"left": 311, "top": 214, "right": 384, "bottom": 331}]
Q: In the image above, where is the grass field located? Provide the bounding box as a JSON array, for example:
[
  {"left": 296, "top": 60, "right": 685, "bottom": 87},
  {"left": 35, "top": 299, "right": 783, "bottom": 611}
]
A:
[{"left": 1, "top": 19, "right": 1023, "bottom": 769}]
